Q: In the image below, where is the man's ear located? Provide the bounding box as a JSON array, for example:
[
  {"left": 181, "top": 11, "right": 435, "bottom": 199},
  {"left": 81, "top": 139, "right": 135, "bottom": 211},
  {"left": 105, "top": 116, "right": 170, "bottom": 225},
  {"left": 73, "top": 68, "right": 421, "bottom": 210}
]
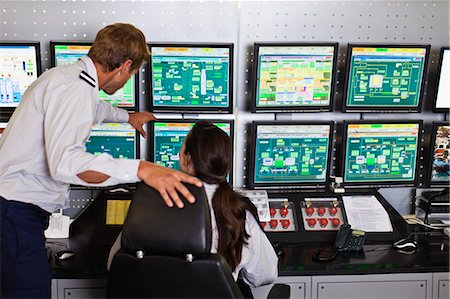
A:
[{"left": 120, "top": 59, "right": 133, "bottom": 74}]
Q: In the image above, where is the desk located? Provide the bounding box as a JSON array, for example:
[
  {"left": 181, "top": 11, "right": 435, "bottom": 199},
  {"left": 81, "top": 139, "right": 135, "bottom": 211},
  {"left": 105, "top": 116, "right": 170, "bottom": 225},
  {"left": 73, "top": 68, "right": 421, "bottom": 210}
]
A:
[{"left": 47, "top": 227, "right": 449, "bottom": 299}]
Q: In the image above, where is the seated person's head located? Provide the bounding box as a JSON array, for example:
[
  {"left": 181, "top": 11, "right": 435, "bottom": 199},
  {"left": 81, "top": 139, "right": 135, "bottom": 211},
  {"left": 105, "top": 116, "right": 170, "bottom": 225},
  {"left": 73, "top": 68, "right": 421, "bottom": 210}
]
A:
[{"left": 180, "top": 121, "right": 231, "bottom": 184}]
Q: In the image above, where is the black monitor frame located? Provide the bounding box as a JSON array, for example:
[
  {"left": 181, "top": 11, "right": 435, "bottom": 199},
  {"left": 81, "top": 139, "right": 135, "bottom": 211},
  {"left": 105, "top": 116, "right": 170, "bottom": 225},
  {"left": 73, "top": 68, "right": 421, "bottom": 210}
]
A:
[
  {"left": 251, "top": 42, "right": 338, "bottom": 113},
  {"left": 0, "top": 41, "right": 42, "bottom": 112},
  {"left": 426, "top": 121, "right": 450, "bottom": 188},
  {"left": 87, "top": 123, "right": 141, "bottom": 160},
  {"left": 248, "top": 121, "right": 335, "bottom": 190},
  {"left": 341, "top": 120, "right": 423, "bottom": 188},
  {"left": 147, "top": 43, "right": 234, "bottom": 114},
  {"left": 49, "top": 40, "right": 138, "bottom": 111},
  {"left": 342, "top": 43, "right": 430, "bottom": 113},
  {"left": 148, "top": 119, "right": 235, "bottom": 184},
  {"left": 432, "top": 47, "right": 450, "bottom": 113}
]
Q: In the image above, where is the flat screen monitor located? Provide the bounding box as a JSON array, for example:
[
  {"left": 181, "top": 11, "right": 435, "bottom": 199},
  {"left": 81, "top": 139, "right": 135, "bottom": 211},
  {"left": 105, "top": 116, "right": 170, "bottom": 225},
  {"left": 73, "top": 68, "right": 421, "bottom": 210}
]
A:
[
  {"left": 343, "top": 44, "right": 429, "bottom": 112},
  {"left": 0, "top": 42, "right": 41, "bottom": 108},
  {"left": 148, "top": 43, "right": 233, "bottom": 113},
  {"left": 433, "top": 48, "right": 450, "bottom": 113},
  {"left": 105, "top": 199, "right": 131, "bottom": 225},
  {"left": 50, "top": 41, "right": 137, "bottom": 109},
  {"left": 252, "top": 43, "right": 338, "bottom": 112},
  {"left": 150, "top": 120, "right": 234, "bottom": 183},
  {"left": 0, "top": 122, "right": 7, "bottom": 138},
  {"left": 342, "top": 121, "right": 422, "bottom": 187},
  {"left": 428, "top": 122, "right": 450, "bottom": 187},
  {"left": 248, "top": 121, "right": 334, "bottom": 189},
  {"left": 86, "top": 123, "right": 139, "bottom": 159}
]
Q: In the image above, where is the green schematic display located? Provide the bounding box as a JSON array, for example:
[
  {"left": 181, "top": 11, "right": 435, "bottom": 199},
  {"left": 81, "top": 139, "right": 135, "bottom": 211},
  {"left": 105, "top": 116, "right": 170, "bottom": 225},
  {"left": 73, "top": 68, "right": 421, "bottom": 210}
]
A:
[
  {"left": 86, "top": 123, "right": 137, "bottom": 159},
  {"left": 53, "top": 44, "right": 135, "bottom": 107},
  {"left": 153, "top": 122, "right": 231, "bottom": 170},
  {"left": 344, "top": 123, "right": 420, "bottom": 183},
  {"left": 346, "top": 47, "right": 427, "bottom": 108},
  {"left": 151, "top": 46, "right": 230, "bottom": 108},
  {"left": 256, "top": 46, "right": 335, "bottom": 107},
  {"left": 254, "top": 124, "right": 331, "bottom": 184}
]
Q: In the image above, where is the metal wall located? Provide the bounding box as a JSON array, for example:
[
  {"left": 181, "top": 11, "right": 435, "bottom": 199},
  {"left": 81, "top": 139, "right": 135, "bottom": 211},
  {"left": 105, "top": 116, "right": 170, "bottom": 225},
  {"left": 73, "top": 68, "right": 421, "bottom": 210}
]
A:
[{"left": 1, "top": 0, "right": 449, "bottom": 215}]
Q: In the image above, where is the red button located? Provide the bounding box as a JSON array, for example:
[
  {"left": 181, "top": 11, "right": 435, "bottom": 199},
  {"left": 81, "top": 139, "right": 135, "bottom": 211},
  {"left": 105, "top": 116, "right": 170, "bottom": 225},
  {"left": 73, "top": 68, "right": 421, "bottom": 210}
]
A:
[
  {"left": 331, "top": 218, "right": 340, "bottom": 227},
  {"left": 307, "top": 218, "right": 317, "bottom": 227},
  {"left": 317, "top": 207, "right": 326, "bottom": 216},
  {"left": 319, "top": 218, "right": 329, "bottom": 227},
  {"left": 329, "top": 207, "right": 338, "bottom": 216},
  {"left": 270, "top": 208, "right": 277, "bottom": 217},
  {"left": 261, "top": 222, "right": 267, "bottom": 228},
  {"left": 280, "top": 207, "right": 289, "bottom": 217},
  {"left": 281, "top": 220, "right": 290, "bottom": 229},
  {"left": 269, "top": 219, "right": 278, "bottom": 229},
  {"left": 306, "top": 207, "right": 315, "bottom": 216}
]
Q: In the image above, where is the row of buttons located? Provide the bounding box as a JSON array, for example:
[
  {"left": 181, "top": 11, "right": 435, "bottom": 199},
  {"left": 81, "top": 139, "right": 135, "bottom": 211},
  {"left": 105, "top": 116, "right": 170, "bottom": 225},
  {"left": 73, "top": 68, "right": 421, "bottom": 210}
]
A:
[
  {"left": 262, "top": 219, "right": 291, "bottom": 229},
  {"left": 306, "top": 218, "right": 341, "bottom": 228},
  {"left": 305, "top": 206, "right": 338, "bottom": 216}
]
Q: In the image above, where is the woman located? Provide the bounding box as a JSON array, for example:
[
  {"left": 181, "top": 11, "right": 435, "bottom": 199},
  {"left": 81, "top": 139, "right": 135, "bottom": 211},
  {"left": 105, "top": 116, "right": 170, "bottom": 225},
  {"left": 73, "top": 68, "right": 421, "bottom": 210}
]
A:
[{"left": 108, "top": 121, "right": 278, "bottom": 288}]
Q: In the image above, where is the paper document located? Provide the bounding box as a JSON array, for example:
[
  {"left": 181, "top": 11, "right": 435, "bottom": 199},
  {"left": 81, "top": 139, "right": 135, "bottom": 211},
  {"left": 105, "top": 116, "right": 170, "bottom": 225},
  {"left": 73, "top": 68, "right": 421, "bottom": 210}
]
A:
[{"left": 342, "top": 195, "right": 393, "bottom": 232}]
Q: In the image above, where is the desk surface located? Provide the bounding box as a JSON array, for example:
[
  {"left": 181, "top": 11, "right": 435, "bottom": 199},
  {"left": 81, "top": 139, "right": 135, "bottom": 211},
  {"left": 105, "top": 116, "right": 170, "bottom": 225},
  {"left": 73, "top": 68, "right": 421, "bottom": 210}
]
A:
[{"left": 47, "top": 227, "right": 449, "bottom": 279}]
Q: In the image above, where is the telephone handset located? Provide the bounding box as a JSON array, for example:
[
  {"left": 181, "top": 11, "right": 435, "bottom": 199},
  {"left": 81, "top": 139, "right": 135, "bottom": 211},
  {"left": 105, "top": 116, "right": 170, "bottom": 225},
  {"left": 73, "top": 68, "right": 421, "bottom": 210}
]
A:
[{"left": 335, "top": 224, "right": 366, "bottom": 252}]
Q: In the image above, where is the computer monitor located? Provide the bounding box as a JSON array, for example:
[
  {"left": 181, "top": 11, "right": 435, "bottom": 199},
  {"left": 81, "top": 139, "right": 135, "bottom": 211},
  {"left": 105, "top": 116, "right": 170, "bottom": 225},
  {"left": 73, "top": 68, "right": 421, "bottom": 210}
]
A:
[
  {"left": 0, "top": 42, "right": 41, "bottom": 108},
  {"left": 86, "top": 123, "right": 139, "bottom": 159},
  {"left": 148, "top": 43, "right": 233, "bottom": 113},
  {"left": 252, "top": 43, "right": 338, "bottom": 112},
  {"left": 433, "top": 47, "right": 450, "bottom": 113},
  {"left": 427, "top": 122, "right": 450, "bottom": 187},
  {"left": 248, "top": 121, "right": 334, "bottom": 190},
  {"left": 343, "top": 44, "right": 430, "bottom": 112},
  {"left": 342, "top": 121, "right": 422, "bottom": 187},
  {"left": 149, "top": 119, "right": 234, "bottom": 183},
  {"left": 50, "top": 41, "right": 137, "bottom": 110},
  {"left": 0, "top": 122, "right": 7, "bottom": 138}
]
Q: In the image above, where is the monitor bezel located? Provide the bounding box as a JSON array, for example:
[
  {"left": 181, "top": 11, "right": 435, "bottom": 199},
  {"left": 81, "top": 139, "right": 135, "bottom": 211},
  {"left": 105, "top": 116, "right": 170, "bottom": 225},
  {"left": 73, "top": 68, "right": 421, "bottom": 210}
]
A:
[
  {"left": 251, "top": 42, "right": 338, "bottom": 113},
  {"left": 342, "top": 43, "right": 430, "bottom": 113},
  {"left": 432, "top": 47, "right": 450, "bottom": 113},
  {"left": 49, "top": 40, "right": 138, "bottom": 111},
  {"left": 341, "top": 120, "right": 423, "bottom": 188},
  {"left": 248, "top": 121, "right": 335, "bottom": 190},
  {"left": 426, "top": 121, "right": 450, "bottom": 188},
  {"left": 87, "top": 122, "right": 141, "bottom": 160},
  {"left": 148, "top": 119, "right": 235, "bottom": 185},
  {"left": 147, "top": 42, "right": 234, "bottom": 114},
  {"left": 0, "top": 41, "right": 42, "bottom": 110}
]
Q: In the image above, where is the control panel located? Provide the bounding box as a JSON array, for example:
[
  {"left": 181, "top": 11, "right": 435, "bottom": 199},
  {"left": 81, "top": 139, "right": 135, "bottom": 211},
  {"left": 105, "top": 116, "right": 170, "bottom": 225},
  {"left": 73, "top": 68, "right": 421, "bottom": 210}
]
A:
[
  {"left": 261, "top": 200, "right": 297, "bottom": 232},
  {"left": 301, "top": 197, "right": 344, "bottom": 231}
]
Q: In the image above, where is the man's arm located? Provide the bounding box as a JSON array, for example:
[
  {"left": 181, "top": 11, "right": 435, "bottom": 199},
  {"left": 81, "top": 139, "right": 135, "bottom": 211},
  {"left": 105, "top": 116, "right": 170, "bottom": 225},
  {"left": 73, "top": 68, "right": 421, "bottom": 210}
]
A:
[{"left": 77, "top": 161, "right": 202, "bottom": 208}]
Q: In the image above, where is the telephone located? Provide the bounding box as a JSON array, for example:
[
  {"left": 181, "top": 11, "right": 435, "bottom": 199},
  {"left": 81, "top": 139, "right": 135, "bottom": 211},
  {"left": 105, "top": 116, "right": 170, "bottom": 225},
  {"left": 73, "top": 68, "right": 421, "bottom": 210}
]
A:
[{"left": 335, "top": 224, "right": 366, "bottom": 252}]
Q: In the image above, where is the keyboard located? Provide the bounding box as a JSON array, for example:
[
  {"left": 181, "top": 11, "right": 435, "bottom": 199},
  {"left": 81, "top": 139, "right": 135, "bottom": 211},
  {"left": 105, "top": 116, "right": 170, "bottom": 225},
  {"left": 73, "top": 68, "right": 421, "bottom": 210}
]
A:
[{"left": 421, "top": 190, "right": 449, "bottom": 202}]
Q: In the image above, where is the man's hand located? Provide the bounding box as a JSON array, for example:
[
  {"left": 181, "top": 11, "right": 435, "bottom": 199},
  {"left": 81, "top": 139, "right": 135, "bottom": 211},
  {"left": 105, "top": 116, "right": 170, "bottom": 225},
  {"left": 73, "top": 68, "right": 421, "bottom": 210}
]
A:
[
  {"left": 137, "top": 161, "right": 202, "bottom": 208},
  {"left": 128, "top": 111, "right": 157, "bottom": 138}
]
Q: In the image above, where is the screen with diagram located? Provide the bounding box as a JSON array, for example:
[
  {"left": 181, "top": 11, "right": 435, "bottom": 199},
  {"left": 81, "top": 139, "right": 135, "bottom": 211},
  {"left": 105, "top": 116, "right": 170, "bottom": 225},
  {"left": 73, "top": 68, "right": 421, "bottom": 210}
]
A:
[
  {"left": 51, "top": 43, "right": 135, "bottom": 108},
  {"left": 430, "top": 124, "right": 450, "bottom": 184},
  {"left": 254, "top": 44, "right": 336, "bottom": 110},
  {"left": 345, "top": 46, "right": 427, "bottom": 110},
  {"left": 434, "top": 48, "right": 450, "bottom": 111},
  {"left": 152, "top": 121, "right": 232, "bottom": 172},
  {"left": 0, "top": 44, "right": 39, "bottom": 108},
  {"left": 150, "top": 45, "right": 232, "bottom": 111},
  {"left": 344, "top": 123, "right": 420, "bottom": 184},
  {"left": 86, "top": 123, "right": 137, "bottom": 159},
  {"left": 252, "top": 123, "right": 332, "bottom": 185}
]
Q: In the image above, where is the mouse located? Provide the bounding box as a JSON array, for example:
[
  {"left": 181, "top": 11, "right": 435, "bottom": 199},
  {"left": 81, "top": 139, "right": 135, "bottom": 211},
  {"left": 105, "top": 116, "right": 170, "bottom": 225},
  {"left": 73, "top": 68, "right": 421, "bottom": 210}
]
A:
[
  {"left": 393, "top": 238, "right": 418, "bottom": 252},
  {"left": 55, "top": 250, "right": 75, "bottom": 261}
]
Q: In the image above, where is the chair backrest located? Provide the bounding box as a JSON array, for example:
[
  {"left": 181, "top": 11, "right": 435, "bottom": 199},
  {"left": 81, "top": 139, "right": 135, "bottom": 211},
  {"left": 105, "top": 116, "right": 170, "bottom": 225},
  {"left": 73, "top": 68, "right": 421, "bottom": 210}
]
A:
[{"left": 107, "top": 182, "right": 243, "bottom": 298}]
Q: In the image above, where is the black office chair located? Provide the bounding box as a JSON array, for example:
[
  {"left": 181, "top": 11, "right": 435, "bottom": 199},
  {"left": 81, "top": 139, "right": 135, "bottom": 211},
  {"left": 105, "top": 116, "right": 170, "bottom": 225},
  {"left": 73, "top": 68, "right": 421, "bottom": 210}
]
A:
[{"left": 107, "top": 182, "right": 244, "bottom": 298}]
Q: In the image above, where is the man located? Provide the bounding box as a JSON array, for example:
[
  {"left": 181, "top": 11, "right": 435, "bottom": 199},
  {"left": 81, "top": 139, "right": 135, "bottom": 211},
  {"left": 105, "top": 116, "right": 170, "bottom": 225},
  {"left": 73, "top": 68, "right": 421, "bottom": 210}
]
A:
[{"left": 0, "top": 23, "right": 201, "bottom": 298}]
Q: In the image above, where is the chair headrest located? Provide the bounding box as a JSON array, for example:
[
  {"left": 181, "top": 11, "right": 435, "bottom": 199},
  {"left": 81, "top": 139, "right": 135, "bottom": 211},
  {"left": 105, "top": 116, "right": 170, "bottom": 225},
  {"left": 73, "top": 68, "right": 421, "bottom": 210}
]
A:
[{"left": 121, "top": 182, "right": 212, "bottom": 256}]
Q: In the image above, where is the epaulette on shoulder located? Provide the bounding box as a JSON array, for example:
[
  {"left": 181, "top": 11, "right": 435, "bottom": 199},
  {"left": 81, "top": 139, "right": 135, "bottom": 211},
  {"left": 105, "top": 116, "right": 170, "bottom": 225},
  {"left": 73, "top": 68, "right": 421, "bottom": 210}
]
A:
[{"left": 79, "top": 71, "right": 96, "bottom": 88}]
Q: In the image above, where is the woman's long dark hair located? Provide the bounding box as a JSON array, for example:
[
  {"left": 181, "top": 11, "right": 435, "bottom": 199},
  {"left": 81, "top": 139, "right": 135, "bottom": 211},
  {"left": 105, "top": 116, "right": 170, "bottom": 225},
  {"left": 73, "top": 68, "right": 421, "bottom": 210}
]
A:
[{"left": 184, "top": 121, "right": 260, "bottom": 271}]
